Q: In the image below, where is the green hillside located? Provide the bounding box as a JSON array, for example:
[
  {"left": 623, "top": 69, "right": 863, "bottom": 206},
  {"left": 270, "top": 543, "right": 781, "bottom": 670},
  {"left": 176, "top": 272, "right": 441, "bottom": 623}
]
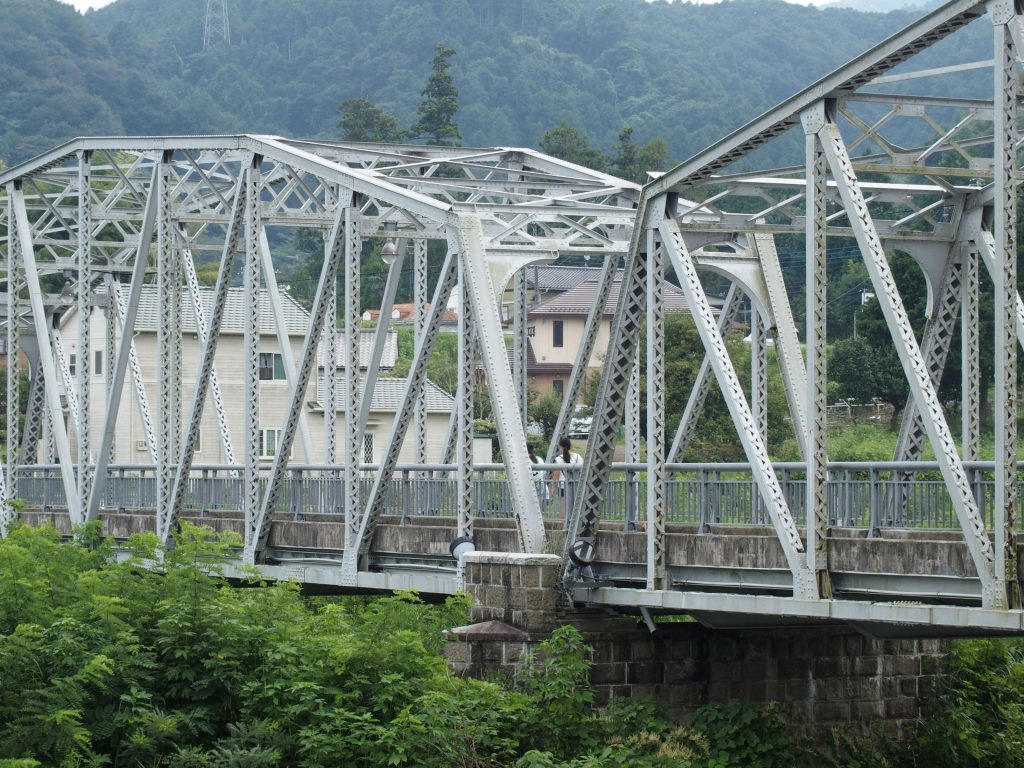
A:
[{"left": 0, "top": 0, "right": 991, "bottom": 167}]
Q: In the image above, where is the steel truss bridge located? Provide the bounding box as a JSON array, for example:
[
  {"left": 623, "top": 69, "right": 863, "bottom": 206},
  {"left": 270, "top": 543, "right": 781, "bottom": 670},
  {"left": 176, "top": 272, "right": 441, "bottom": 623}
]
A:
[{"left": 5, "top": 0, "right": 1024, "bottom": 636}]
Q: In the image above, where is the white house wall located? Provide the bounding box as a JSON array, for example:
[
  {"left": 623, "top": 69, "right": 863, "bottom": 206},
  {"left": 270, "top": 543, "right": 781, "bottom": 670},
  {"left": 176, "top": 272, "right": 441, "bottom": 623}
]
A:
[{"left": 56, "top": 311, "right": 451, "bottom": 467}]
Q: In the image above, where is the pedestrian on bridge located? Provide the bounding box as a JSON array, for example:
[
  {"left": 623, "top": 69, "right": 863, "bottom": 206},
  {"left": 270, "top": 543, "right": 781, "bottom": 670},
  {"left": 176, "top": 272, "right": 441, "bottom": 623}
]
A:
[{"left": 551, "top": 437, "right": 583, "bottom": 524}]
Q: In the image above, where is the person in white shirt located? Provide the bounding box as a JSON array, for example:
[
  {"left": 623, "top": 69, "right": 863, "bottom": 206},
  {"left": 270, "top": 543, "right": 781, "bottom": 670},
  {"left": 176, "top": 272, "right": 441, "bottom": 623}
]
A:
[
  {"left": 551, "top": 437, "right": 583, "bottom": 522},
  {"left": 528, "top": 444, "right": 550, "bottom": 509}
]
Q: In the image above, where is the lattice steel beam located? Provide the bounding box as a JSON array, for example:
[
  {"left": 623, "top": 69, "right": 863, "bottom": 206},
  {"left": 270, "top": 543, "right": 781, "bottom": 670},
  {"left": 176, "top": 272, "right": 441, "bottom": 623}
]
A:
[
  {"left": 414, "top": 238, "right": 428, "bottom": 466},
  {"left": 242, "top": 159, "right": 262, "bottom": 560},
  {"left": 646, "top": 230, "right": 667, "bottom": 590},
  {"left": 990, "top": 5, "right": 1020, "bottom": 608},
  {"left": 76, "top": 151, "right": 91, "bottom": 502},
  {"left": 343, "top": 207, "right": 362, "bottom": 551},
  {"left": 456, "top": 260, "right": 475, "bottom": 542},
  {"left": 803, "top": 110, "right": 832, "bottom": 597}
]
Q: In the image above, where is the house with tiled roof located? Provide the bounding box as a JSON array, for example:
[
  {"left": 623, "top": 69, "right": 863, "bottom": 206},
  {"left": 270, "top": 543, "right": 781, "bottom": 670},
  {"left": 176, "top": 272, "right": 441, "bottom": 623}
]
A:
[
  {"left": 54, "top": 286, "right": 452, "bottom": 466},
  {"left": 500, "top": 265, "right": 603, "bottom": 323},
  {"left": 526, "top": 273, "right": 704, "bottom": 400}
]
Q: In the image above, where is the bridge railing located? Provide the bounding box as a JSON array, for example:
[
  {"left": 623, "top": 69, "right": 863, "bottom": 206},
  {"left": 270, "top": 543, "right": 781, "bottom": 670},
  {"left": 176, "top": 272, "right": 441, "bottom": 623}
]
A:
[{"left": 11, "top": 461, "right": 1021, "bottom": 532}]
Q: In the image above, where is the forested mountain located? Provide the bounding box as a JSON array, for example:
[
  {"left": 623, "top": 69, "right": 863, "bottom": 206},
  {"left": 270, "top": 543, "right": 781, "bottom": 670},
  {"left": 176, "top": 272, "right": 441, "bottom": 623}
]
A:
[{"left": 0, "top": 0, "right": 990, "bottom": 168}]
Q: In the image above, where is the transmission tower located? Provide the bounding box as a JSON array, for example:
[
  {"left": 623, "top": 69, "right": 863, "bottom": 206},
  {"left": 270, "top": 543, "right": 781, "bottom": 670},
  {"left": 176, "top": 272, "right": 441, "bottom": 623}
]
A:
[{"left": 203, "top": 0, "right": 230, "bottom": 51}]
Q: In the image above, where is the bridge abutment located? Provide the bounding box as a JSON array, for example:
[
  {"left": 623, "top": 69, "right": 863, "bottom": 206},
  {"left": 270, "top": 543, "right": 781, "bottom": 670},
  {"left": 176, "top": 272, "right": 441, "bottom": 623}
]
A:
[{"left": 448, "top": 551, "right": 945, "bottom": 735}]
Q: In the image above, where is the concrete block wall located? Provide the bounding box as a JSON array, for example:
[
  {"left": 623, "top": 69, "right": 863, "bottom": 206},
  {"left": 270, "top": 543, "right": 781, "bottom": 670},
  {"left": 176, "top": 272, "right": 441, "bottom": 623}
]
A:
[{"left": 450, "top": 551, "right": 947, "bottom": 735}]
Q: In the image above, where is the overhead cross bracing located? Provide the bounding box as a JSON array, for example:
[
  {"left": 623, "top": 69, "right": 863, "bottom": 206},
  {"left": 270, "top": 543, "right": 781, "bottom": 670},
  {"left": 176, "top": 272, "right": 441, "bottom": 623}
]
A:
[
  {"left": 0, "top": 137, "right": 638, "bottom": 584},
  {"left": 563, "top": 0, "right": 1024, "bottom": 632}
]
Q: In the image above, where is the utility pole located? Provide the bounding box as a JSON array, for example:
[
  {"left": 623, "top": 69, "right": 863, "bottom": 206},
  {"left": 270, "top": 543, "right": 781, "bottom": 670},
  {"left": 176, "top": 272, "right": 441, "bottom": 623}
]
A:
[{"left": 203, "top": 0, "right": 230, "bottom": 52}]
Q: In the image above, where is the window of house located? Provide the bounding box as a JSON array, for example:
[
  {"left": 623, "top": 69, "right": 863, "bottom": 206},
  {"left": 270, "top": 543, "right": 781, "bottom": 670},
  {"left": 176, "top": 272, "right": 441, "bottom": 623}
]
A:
[
  {"left": 553, "top": 320, "right": 564, "bottom": 348},
  {"left": 553, "top": 379, "right": 564, "bottom": 398},
  {"left": 68, "top": 353, "right": 76, "bottom": 377},
  {"left": 94, "top": 350, "right": 103, "bottom": 376},
  {"left": 363, "top": 433, "right": 374, "bottom": 464},
  {"left": 259, "top": 428, "right": 283, "bottom": 458},
  {"left": 259, "top": 352, "right": 286, "bottom": 381}
]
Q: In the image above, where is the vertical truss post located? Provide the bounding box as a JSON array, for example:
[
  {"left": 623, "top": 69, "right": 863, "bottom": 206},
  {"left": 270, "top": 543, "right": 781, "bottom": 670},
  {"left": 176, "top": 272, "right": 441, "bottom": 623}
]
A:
[
  {"left": 5, "top": 206, "right": 23, "bottom": 502},
  {"left": 10, "top": 184, "right": 81, "bottom": 523},
  {"left": 156, "top": 153, "right": 181, "bottom": 536},
  {"left": 817, "top": 119, "right": 1000, "bottom": 605},
  {"left": 547, "top": 256, "right": 617, "bottom": 462},
  {"left": 513, "top": 267, "right": 528, "bottom": 428},
  {"left": 19, "top": 366, "right": 43, "bottom": 465},
  {"left": 750, "top": 310, "right": 767, "bottom": 525},
  {"left": 451, "top": 214, "right": 546, "bottom": 552},
  {"left": 414, "top": 238, "right": 428, "bottom": 466},
  {"left": 456, "top": 259, "right": 475, "bottom": 541},
  {"left": 250, "top": 202, "right": 353, "bottom": 562},
  {"left": 660, "top": 210, "right": 815, "bottom": 598},
  {"left": 258, "top": 228, "right": 313, "bottom": 462},
  {"left": 991, "top": 5, "right": 1020, "bottom": 607},
  {"left": 343, "top": 207, "right": 362, "bottom": 550},
  {"left": 242, "top": 160, "right": 262, "bottom": 560},
  {"left": 669, "top": 283, "right": 742, "bottom": 461},
  {"left": 646, "top": 230, "right": 667, "bottom": 590},
  {"left": 76, "top": 151, "right": 91, "bottom": 501},
  {"left": 344, "top": 248, "right": 458, "bottom": 578},
  {"left": 323, "top": 238, "right": 337, "bottom": 467},
  {"left": 802, "top": 108, "right": 832, "bottom": 598},
  {"left": 166, "top": 178, "right": 247, "bottom": 540},
  {"left": 104, "top": 275, "right": 117, "bottom": 463},
  {"left": 86, "top": 167, "right": 159, "bottom": 521},
  {"left": 751, "top": 232, "right": 808, "bottom": 456},
  {"left": 962, "top": 244, "right": 980, "bottom": 461},
  {"left": 626, "top": 358, "right": 640, "bottom": 463}
]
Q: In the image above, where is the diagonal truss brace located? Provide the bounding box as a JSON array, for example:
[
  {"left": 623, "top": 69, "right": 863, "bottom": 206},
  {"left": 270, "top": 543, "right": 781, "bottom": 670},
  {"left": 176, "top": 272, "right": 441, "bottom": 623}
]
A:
[
  {"left": 110, "top": 283, "right": 157, "bottom": 463},
  {"left": 86, "top": 167, "right": 160, "bottom": 521},
  {"left": 892, "top": 251, "right": 962, "bottom": 466},
  {"left": 249, "top": 202, "right": 353, "bottom": 562},
  {"left": 342, "top": 247, "right": 459, "bottom": 579},
  {"left": 561, "top": 216, "right": 648, "bottom": 590},
  {"left": 660, "top": 212, "right": 816, "bottom": 598},
  {"left": 181, "top": 238, "right": 236, "bottom": 465},
  {"left": 165, "top": 175, "right": 248, "bottom": 540},
  {"left": 817, "top": 120, "right": 1001, "bottom": 606},
  {"left": 10, "top": 184, "right": 82, "bottom": 523},
  {"left": 258, "top": 228, "right": 313, "bottom": 462}
]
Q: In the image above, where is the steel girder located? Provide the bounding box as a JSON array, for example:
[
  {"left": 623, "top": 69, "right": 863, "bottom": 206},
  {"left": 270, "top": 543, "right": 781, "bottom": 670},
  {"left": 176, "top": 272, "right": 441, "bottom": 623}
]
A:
[{"left": 646, "top": 230, "right": 667, "bottom": 589}]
